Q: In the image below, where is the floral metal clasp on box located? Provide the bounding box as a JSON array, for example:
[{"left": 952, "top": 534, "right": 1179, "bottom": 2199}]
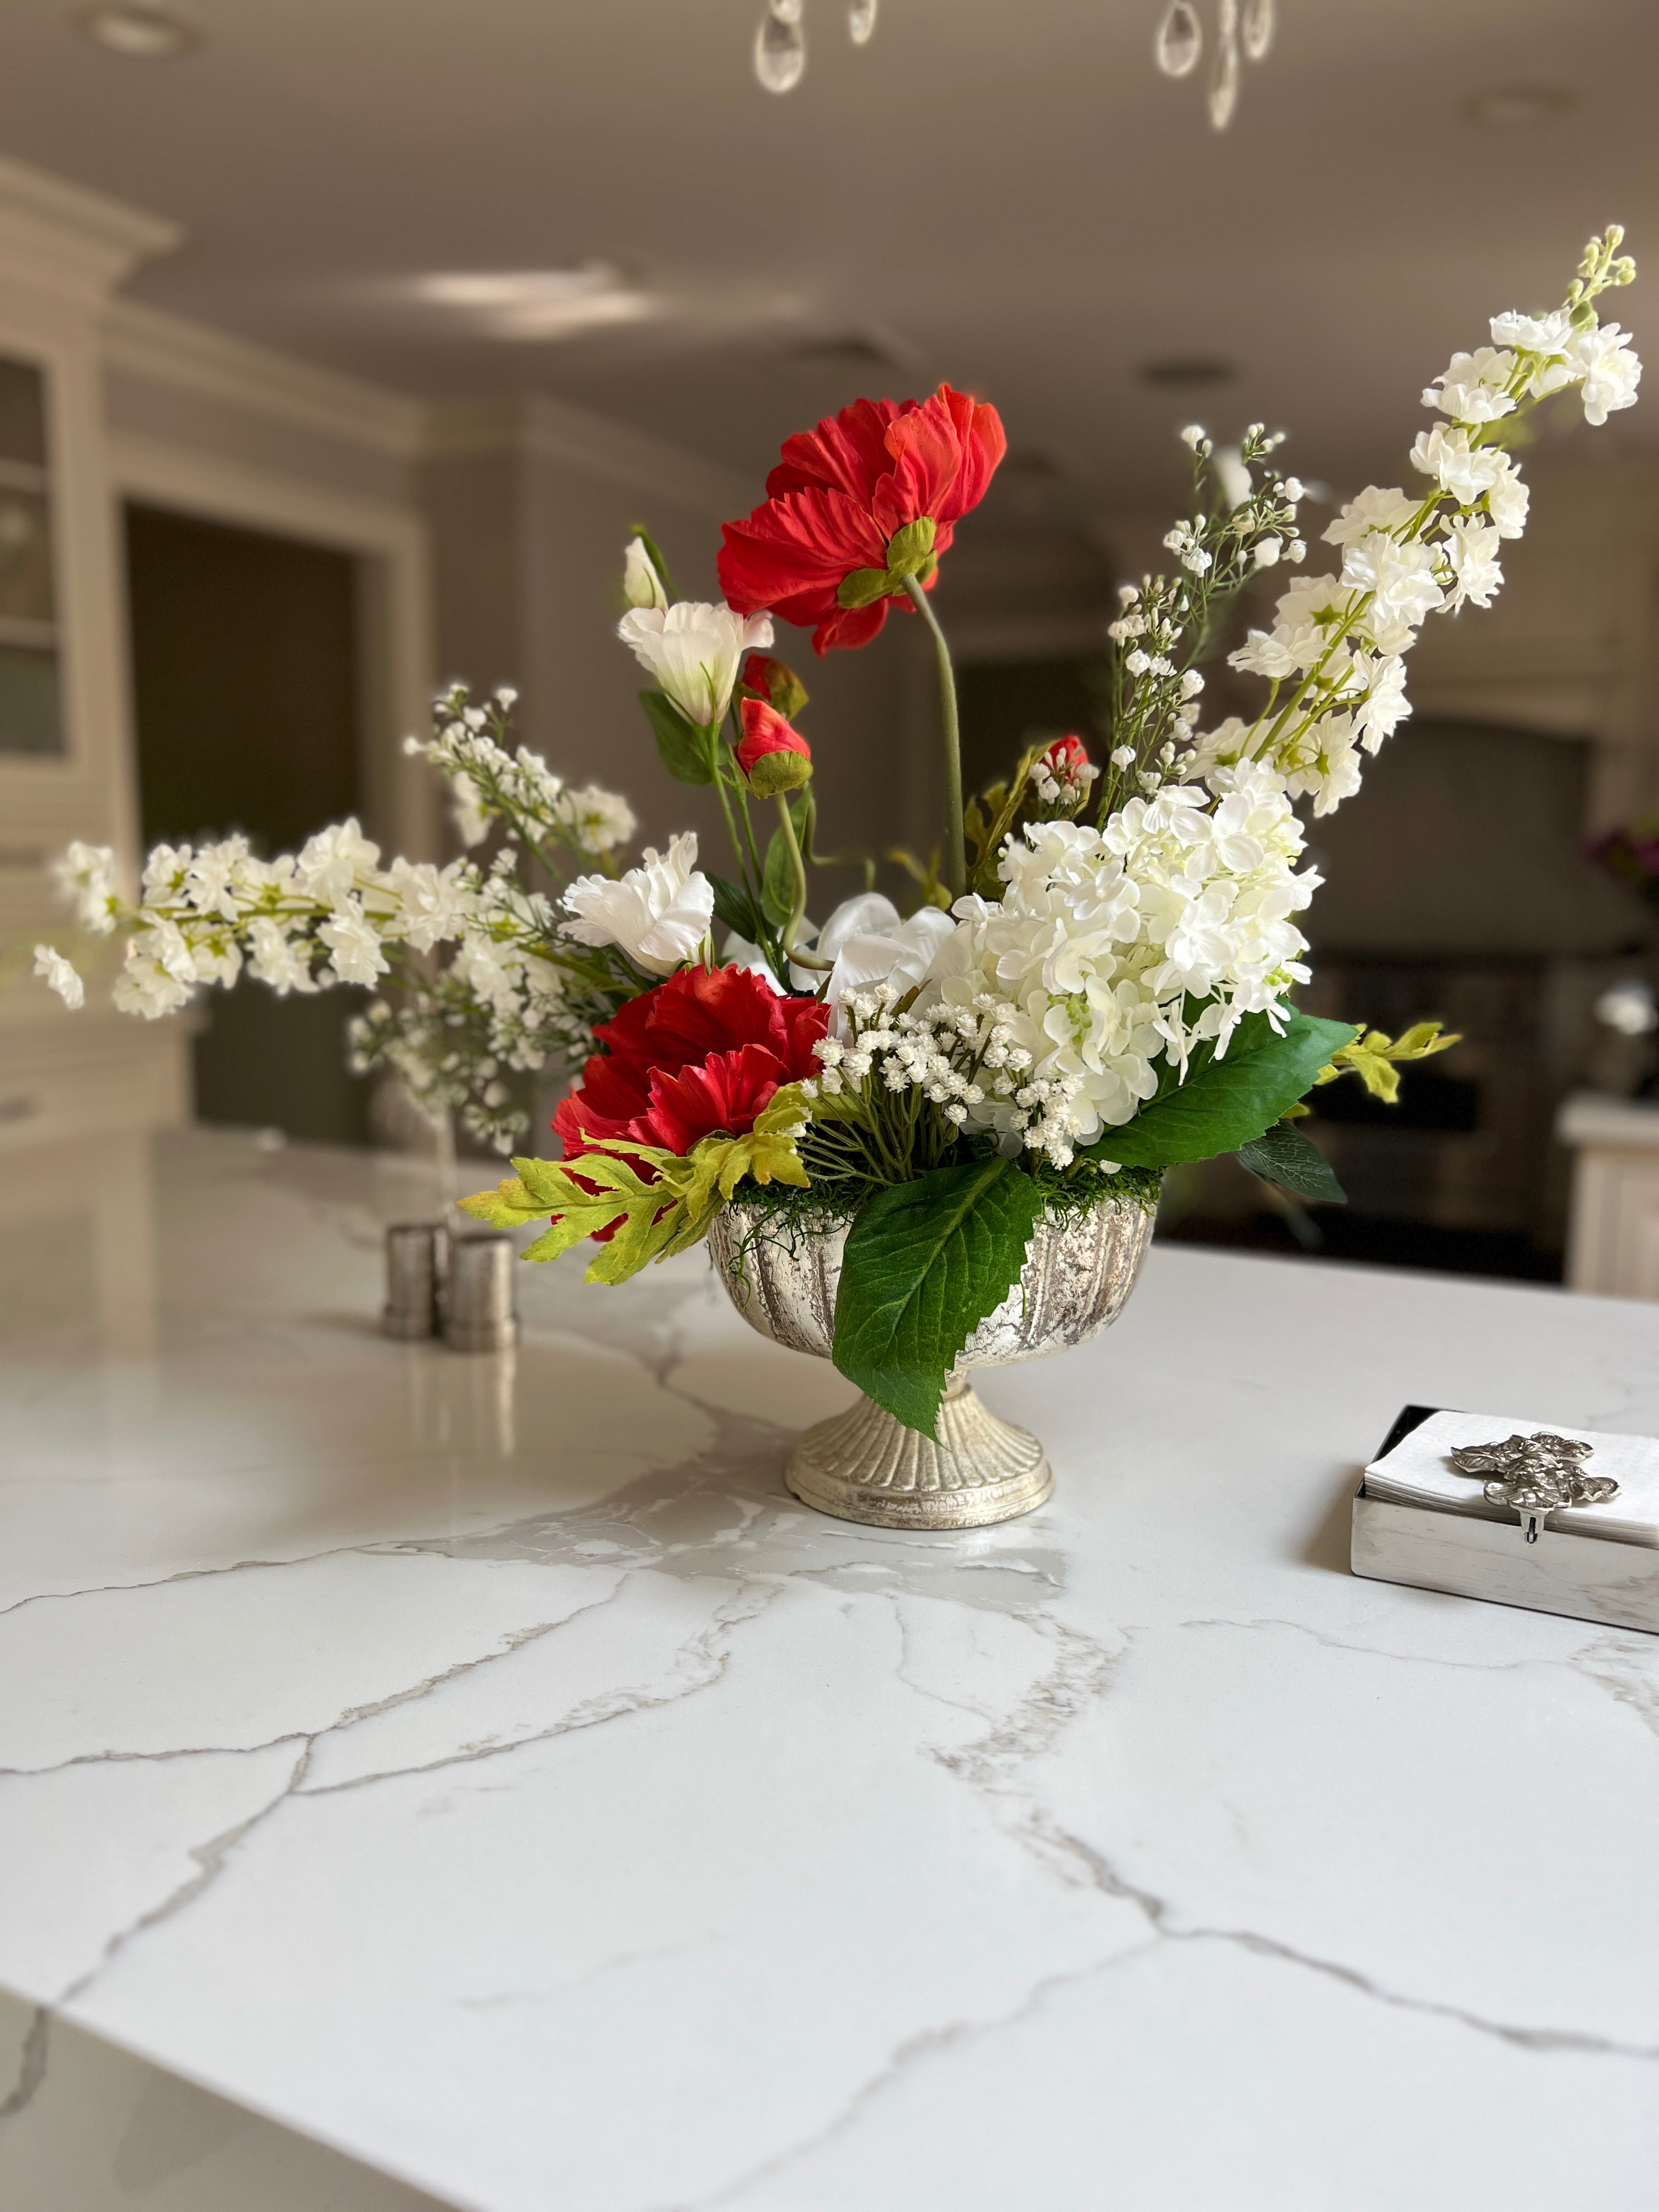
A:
[{"left": 1448, "top": 1433, "right": 1620, "bottom": 1543}]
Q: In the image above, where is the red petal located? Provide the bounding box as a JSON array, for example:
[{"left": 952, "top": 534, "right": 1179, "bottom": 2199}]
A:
[
  {"left": 931, "top": 387, "right": 1006, "bottom": 523},
  {"left": 718, "top": 489, "right": 887, "bottom": 622},
  {"left": 765, "top": 397, "right": 904, "bottom": 504},
  {"left": 872, "top": 405, "right": 962, "bottom": 539}
]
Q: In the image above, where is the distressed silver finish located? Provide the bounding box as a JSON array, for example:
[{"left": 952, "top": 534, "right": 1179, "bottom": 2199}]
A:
[
  {"left": 708, "top": 1196, "right": 1153, "bottom": 1528},
  {"left": 1449, "top": 1431, "right": 1620, "bottom": 1544},
  {"left": 444, "top": 1232, "right": 518, "bottom": 1353},
  {"left": 382, "top": 1222, "right": 443, "bottom": 1340}
]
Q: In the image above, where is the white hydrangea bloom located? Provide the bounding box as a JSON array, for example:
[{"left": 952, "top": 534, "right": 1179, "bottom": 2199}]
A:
[{"left": 922, "top": 777, "right": 1317, "bottom": 1147}]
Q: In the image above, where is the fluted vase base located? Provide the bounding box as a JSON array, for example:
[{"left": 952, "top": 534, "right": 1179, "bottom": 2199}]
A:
[{"left": 785, "top": 1376, "right": 1052, "bottom": 1530}]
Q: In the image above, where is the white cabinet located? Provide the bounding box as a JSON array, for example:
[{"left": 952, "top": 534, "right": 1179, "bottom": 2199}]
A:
[
  {"left": 0, "top": 155, "right": 188, "bottom": 1148},
  {"left": 1558, "top": 1091, "right": 1659, "bottom": 1298}
]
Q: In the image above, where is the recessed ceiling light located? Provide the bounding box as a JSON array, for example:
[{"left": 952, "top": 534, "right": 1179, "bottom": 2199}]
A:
[
  {"left": 78, "top": 5, "right": 201, "bottom": 59},
  {"left": 1141, "top": 357, "right": 1235, "bottom": 390},
  {"left": 412, "top": 266, "right": 658, "bottom": 342},
  {"left": 1463, "top": 85, "right": 1577, "bottom": 129}
]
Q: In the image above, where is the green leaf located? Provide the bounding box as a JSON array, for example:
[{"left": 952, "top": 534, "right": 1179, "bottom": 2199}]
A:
[
  {"left": 707, "top": 870, "right": 765, "bottom": 946},
  {"left": 760, "top": 799, "right": 809, "bottom": 929},
  {"left": 1083, "top": 1011, "right": 1358, "bottom": 1168},
  {"left": 832, "top": 1159, "right": 1046, "bottom": 1439},
  {"left": 837, "top": 566, "right": 896, "bottom": 610},
  {"left": 1236, "top": 1121, "right": 1347, "bottom": 1204},
  {"left": 639, "top": 690, "right": 713, "bottom": 785}
]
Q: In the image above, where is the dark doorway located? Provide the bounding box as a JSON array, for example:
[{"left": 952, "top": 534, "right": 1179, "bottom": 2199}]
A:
[{"left": 125, "top": 501, "right": 372, "bottom": 1146}]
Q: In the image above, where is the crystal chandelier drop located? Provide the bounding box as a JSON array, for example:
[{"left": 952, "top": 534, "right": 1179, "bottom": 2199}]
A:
[
  {"left": 754, "top": 0, "right": 877, "bottom": 95},
  {"left": 1154, "top": 0, "right": 1274, "bottom": 129}
]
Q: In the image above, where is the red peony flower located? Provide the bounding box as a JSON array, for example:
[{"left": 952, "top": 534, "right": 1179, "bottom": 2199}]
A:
[
  {"left": 555, "top": 965, "right": 829, "bottom": 1161},
  {"left": 717, "top": 384, "right": 1007, "bottom": 654},
  {"left": 735, "top": 699, "right": 812, "bottom": 794}
]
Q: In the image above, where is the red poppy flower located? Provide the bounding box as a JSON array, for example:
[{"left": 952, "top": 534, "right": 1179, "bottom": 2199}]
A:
[
  {"left": 717, "top": 384, "right": 1006, "bottom": 654},
  {"left": 735, "top": 699, "right": 812, "bottom": 794}
]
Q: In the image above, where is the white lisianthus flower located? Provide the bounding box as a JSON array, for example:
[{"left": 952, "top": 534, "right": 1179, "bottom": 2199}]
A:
[
  {"left": 813, "top": 893, "right": 957, "bottom": 1018},
  {"left": 296, "top": 819, "right": 381, "bottom": 905},
  {"left": 622, "top": 535, "right": 669, "bottom": 613},
  {"left": 1568, "top": 321, "right": 1642, "bottom": 426},
  {"left": 247, "top": 917, "right": 317, "bottom": 996},
  {"left": 560, "top": 784, "right": 637, "bottom": 856},
  {"left": 1323, "top": 486, "right": 1419, "bottom": 547},
  {"left": 616, "top": 603, "right": 774, "bottom": 730},
  {"left": 32, "top": 944, "right": 83, "bottom": 1009},
  {"left": 562, "top": 831, "right": 714, "bottom": 975},
  {"left": 1441, "top": 515, "right": 1505, "bottom": 611},
  {"left": 52, "top": 841, "right": 119, "bottom": 933},
  {"left": 1422, "top": 347, "right": 1517, "bottom": 425},
  {"left": 319, "top": 899, "right": 391, "bottom": 987}
]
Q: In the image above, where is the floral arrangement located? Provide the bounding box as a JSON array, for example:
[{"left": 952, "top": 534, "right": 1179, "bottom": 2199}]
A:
[{"left": 35, "top": 230, "right": 1640, "bottom": 1436}]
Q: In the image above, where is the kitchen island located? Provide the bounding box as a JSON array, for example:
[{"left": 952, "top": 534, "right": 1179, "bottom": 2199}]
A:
[{"left": 1, "top": 1130, "right": 1655, "bottom": 2211}]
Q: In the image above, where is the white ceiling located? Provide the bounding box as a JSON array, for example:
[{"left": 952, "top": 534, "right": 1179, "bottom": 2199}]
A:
[{"left": 1, "top": 0, "right": 1655, "bottom": 519}]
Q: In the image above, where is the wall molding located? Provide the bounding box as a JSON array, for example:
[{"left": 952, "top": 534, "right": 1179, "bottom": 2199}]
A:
[
  {"left": 105, "top": 299, "right": 426, "bottom": 460},
  {"left": 426, "top": 391, "right": 754, "bottom": 515}
]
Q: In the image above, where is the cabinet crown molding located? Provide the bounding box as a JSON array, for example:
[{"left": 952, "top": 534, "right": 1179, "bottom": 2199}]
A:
[{"left": 0, "top": 153, "right": 179, "bottom": 307}]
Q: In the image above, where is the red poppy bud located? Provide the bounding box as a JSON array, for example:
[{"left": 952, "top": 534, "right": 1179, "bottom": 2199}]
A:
[
  {"left": 736, "top": 699, "right": 813, "bottom": 795},
  {"left": 740, "top": 652, "right": 810, "bottom": 721}
]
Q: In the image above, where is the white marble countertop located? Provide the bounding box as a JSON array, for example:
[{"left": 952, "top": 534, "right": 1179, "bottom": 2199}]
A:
[{"left": 2, "top": 1129, "right": 1657, "bottom": 2211}]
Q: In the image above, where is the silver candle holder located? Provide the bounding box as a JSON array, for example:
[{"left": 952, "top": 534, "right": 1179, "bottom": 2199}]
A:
[{"left": 442, "top": 1232, "right": 518, "bottom": 1355}]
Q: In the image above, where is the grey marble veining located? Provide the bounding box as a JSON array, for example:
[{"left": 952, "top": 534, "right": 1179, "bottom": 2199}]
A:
[{"left": 1, "top": 1128, "right": 1657, "bottom": 2211}]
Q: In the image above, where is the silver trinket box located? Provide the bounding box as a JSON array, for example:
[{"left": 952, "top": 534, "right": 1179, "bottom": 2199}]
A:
[{"left": 1351, "top": 1405, "right": 1659, "bottom": 1635}]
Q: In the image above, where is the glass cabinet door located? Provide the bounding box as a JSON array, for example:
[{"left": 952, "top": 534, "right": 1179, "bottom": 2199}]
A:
[{"left": 0, "top": 356, "right": 62, "bottom": 756}]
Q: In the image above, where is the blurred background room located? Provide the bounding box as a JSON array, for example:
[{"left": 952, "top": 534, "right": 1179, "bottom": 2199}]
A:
[{"left": 3, "top": 0, "right": 1659, "bottom": 1295}]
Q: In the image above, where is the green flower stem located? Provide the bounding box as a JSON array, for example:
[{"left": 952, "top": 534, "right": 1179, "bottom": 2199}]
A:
[
  {"left": 707, "top": 729, "right": 753, "bottom": 885},
  {"left": 903, "top": 574, "right": 966, "bottom": 900},
  {"left": 774, "top": 792, "right": 833, "bottom": 973}
]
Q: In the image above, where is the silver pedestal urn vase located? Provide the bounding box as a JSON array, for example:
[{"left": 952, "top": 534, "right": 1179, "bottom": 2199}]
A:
[{"left": 707, "top": 1197, "right": 1154, "bottom": 1530}]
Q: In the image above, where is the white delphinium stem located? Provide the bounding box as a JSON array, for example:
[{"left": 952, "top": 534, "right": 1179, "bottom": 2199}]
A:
[{"left": 1192, "top": 229, "right": 1640, "bottom": 816}]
